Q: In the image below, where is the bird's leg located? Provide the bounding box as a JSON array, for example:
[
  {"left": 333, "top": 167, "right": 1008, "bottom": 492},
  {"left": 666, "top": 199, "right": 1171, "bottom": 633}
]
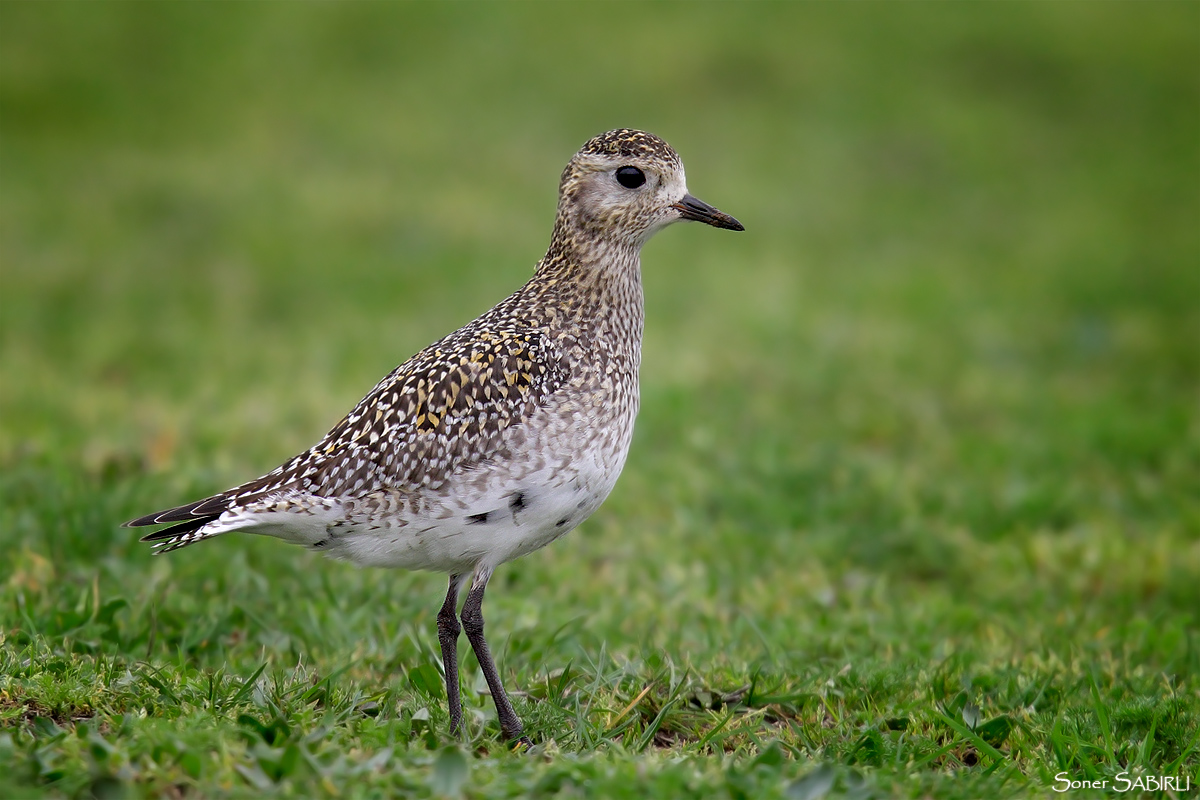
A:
[
  {"left": 437, "top": 574, "right": 465, "bottom": 736},
  {"left": 460, "top": 566, "right": 531, "bottom": 747}
]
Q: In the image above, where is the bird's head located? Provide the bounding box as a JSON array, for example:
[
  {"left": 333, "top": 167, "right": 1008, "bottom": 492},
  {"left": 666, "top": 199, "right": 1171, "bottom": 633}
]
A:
[{"left": 555, "top": 129, "right": 744, "bottom": 250}]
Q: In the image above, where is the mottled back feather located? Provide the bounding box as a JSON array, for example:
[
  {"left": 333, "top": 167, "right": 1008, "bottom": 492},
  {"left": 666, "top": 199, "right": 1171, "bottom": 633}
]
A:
[{"left": 130, "top": 288, "right": 569, "bottom": 530}]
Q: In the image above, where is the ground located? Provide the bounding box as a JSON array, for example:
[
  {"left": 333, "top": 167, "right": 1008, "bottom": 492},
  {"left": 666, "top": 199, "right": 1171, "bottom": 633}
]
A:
[{"left": 1, "top": 4, "right": 1197, "bottom": 798}]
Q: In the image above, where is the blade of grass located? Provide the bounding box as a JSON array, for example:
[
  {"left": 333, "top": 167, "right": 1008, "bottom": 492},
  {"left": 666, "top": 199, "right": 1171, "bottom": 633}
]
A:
[{"left": 935, "top": 710, "right": 1006, "bottom": 763}]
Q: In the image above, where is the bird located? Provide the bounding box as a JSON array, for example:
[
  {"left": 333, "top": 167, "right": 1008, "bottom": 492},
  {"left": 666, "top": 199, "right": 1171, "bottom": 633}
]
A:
[{"left": 126, "top": 128, "right": 743, "bottom": 746}]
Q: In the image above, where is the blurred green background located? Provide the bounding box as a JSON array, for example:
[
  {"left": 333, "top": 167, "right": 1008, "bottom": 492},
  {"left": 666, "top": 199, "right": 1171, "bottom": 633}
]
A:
[{"left": 1, "top": 2, "right": 1197, "bottom": 797}]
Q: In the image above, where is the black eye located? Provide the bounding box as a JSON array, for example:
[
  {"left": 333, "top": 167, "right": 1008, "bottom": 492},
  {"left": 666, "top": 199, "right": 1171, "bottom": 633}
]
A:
[{"left": 615, "top": 166, "right": 646, "bottom": 189}]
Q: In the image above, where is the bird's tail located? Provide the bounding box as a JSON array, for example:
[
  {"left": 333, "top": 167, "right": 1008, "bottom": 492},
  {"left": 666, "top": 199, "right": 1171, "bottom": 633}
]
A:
[{"left": 125, "top": 494, "right": 233, "bottom": 554}]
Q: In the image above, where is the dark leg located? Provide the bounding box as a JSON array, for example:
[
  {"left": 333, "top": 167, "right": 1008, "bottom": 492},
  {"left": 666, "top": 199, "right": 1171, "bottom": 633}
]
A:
[
  {"left": 460, "top": 567, "right": 530, "bottom": 745},
  {"left": 437, "top": 574, "right": 464, "bottom": 735}
]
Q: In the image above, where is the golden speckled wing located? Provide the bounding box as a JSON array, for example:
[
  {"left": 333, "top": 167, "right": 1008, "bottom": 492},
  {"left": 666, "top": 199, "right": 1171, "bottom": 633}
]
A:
[
  {"left": 260, "top": 322, "right": 565, "bottom": 501},
  {"left": 127, "top": 288, "right": 575, "bottom": 537}
]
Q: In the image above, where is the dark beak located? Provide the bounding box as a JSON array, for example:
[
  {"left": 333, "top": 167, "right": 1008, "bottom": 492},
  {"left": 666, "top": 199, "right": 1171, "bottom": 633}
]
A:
[{"left": 671, "top": 194, "right": 745, "bottom": 231}]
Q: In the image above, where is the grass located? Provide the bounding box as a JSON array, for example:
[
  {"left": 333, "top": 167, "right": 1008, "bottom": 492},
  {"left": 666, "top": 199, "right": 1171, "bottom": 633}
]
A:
[{"left": 1, "top": 3, "right": 1198, "bottom": 798}]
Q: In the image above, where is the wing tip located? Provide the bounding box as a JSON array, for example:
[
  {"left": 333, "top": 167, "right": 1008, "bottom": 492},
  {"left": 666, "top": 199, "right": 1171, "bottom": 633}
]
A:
[{"left": 124, "top": 493, "right": 236, "bottom": 528}]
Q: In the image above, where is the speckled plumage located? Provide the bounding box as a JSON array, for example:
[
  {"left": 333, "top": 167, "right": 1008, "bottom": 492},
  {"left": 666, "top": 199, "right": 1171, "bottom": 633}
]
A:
[{"left": 127, "top": 129, "right": 743, "bottom": 743}]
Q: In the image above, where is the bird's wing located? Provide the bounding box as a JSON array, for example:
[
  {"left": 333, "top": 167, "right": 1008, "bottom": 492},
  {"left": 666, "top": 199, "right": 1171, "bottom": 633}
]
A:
[{"left": 128, "top": 318, "right": 566, "bottom": 533}]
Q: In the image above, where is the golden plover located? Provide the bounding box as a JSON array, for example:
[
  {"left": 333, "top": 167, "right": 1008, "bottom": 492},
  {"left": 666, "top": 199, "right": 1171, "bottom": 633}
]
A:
[{"left": 127, "top": 129, "right": 743, "bottom": 745}]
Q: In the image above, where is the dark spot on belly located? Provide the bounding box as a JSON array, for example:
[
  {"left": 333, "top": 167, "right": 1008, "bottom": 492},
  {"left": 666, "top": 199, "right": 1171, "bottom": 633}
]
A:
[
  {"left": 509, "top": 491, "right": 528, "bottom": 512},
  {"left": 312, "top": 539, "right": 329, "bottom": 549},
  {"left": 555, "top": 517, "right": 570, "bottom": 528},
  {"left": 467, "top": 511, "right": 490, "bottom": 525},
  {"left": 576, "top": 499, "right": 588, "bottom": 510}
]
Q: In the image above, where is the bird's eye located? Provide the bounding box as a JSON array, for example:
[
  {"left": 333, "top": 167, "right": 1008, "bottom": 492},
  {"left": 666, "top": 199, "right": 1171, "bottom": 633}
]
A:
[{"left": 615, "top": 166, "right": 646, "bottom": 189}]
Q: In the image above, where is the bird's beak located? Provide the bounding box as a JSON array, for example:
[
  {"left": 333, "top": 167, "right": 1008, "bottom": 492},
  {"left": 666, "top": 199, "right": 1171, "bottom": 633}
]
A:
[{"left": 671, "top": 194, "right": 745, "bottom": 231}]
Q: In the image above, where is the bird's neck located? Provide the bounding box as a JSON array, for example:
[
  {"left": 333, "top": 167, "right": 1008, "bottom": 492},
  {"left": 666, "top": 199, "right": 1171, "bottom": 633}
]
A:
[
  {"left": 534, "top": 219, "right": 643, "bottom": 299},
  {"left": 525, "top": 219, "right": 645, "bottom": 349}
]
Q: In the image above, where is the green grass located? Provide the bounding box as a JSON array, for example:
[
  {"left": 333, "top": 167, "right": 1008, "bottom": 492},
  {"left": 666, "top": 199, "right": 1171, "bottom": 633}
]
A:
[{"left": 2, "top": 3, "right": 1198, "bottom": 798}]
